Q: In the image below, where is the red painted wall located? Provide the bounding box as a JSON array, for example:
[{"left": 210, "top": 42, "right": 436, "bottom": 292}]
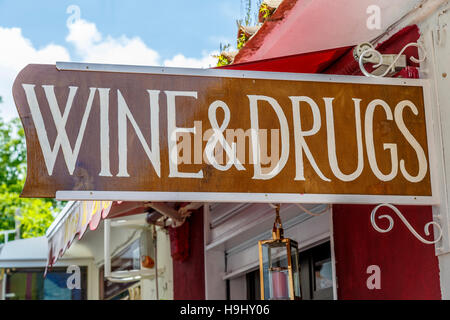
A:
[
  {"left": 172, "top": 208, "right": 205, "bottom": 300},
  {"left": 220, "top": 47, "right": 351, "bottom": 74},
  {"left": 328, "top": 25, "right": 441, "bottom": 300},
  {"left": 332, "top": 204, "right": 441, "bottom": 299}
]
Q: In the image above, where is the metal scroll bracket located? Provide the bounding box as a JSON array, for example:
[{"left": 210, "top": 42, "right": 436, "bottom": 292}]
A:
[
  {"left": 370, "top": 203, "right": 443, "bottom": 245},
  {"left": 357, "top": 41, "right": 427, "bottom": 78}
]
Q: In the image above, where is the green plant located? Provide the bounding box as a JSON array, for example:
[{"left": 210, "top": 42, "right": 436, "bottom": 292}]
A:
[
  {"left": 244, "top": 0, "right": 252, "bottom": 26},
  {"left": 237, "top": 31, "right": 249, "bottom": 49},
  {"left": 219, "top": 43, "right": 231, "bottom": 52},
  {"left": 216, "top": 55, "right": 231, "bottom": 67},
  {"left": 259, "top": 3, "right": 272, "bottom": 20},
  {"left": 0, "top": 111, "right": 60, "bottom": 241},
  {"left": 213, "top": 43, "right": 232, "bottom": 67}
]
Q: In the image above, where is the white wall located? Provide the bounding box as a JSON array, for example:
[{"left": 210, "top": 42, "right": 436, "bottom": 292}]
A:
[
  {"left": 140, "top": 229, "right": 173, "bottom": 300},
  {"left": 230, "top": 276, "right": 247, "bottom": 300},
  {"left": 417, "top": 0, "right": 450, "bottom": 299}
]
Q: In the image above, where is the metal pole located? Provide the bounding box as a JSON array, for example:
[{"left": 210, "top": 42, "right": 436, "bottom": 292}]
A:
[
  {"left": 1, "top": 269, "right": 6, "bottom": 300},
  {"left": 104, "top": 219, "right": 111, "bottom": 278},
  {"left": 153, "top": 225, "right": 158, "bottom": 300},
  {"left": 14, "top": 208, "right": 21, "bottom": 240}
]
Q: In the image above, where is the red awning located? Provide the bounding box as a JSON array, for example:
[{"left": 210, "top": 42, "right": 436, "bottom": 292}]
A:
[
  {"left": 232, "top": 0, "right": 422, "bottom": 64},
  {"left": 219, "top": 46, "right": 352, "bottom": 74},
  {"left": 221, "top": 25, "right": 420, "bottom": 77}
]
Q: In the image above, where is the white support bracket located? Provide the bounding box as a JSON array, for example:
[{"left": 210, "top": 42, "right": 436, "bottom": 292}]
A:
[{"left": 370, "top": 203, "right": 443, "bottom": 245}]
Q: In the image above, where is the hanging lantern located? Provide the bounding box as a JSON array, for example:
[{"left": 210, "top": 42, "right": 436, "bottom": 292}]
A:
[{"left": 258, "top": 204, "right": 301, "bottom": 300}]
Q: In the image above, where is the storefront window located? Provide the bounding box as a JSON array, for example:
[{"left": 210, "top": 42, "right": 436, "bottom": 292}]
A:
[
  {"left": 300, "top": 242, "right": 333, "bottom": 300},
  {"left": 5, "top": 267, "right": 87, "bottom": 300},
  {"left": 314, "top": 258, "right": 333, "bottom": 290},
  {"left": 99, "top": 238, "right": 140, "bottom": 300}
]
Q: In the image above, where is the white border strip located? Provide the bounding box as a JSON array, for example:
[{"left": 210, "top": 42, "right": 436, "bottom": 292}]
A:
[
  {"left": 55, "top": 61, "right": 425, "bottom": 86},
  {"left": 422, "top": 79, "right": 441, "bottom": 211},
  {"left": 55, "top": 191, "right": 438, "bottom": 205}
]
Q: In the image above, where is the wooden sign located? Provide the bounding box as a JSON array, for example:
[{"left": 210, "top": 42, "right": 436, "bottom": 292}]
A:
[{"left": 13, "top": 63, "right": 436, "bottom": 204}]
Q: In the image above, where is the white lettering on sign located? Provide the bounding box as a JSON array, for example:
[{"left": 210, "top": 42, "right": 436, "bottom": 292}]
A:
[
  {"left": 166, "top": 90, "right": 203, "bottom": 179},
  {"left": 20, "top": 84, "right": 428, "bottom": 184},
  {"left": 22, "top": 84, "right": 96, "bottom": 175},
  {"left": 290, "top": 96, "right": 331, "bottom": 182},
  {"left": 204, "top": 100, "right": 244, "bottom": 171},
  {"left": 117, "top": 89, "right": 161, "bottom": 177},
  {"left": 248, "top": 95, "right": 290, "bottom": 180},
  {"left": 98, "top": 88, "right": 112, "bottom": 177},
  {"left": 325, "top": 97, "right": 364, "bottom": 182},
  {"left": 365, "top": 99, "right": 398, "bottom": 182},
  {"left": 394, "top": 100, "right": 428, "bottom": 182}
]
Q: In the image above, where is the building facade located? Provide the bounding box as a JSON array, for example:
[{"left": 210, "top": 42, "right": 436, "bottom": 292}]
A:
[{"left": 10, "top": 0, "right": 450, "bottom": 300}]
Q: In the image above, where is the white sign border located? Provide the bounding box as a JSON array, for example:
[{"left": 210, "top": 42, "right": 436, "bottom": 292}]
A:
[{"left": 55, "top": 191, "right": 437, "bottom": 205}]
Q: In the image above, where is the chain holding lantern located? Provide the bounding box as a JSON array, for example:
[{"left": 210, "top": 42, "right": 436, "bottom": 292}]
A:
[{"left": 258, "top": 204, "right": 301, "bottom": 300}]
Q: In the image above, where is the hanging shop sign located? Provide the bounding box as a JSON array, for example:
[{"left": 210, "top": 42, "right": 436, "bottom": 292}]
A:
[{"left": 13, "top": 63, "right": 436, "bottom": 204}]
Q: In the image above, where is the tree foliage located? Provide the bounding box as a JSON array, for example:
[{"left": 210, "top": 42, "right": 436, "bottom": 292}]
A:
[
  {"left": 0, "top": 98, "right": 59, "bottom": 242},
  {"left": 0, "top": 117, "right": 26, "bottom": 192},
  {"left": 0, "top": 187, "right": 54, "bottom": 241}
]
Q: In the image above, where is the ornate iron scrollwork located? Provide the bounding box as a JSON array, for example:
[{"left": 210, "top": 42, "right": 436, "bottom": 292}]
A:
[{"left": 370, "top": 203, "right": 442, "bottom": 245}]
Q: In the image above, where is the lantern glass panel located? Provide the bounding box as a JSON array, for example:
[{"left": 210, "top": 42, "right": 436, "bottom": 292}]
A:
[
  {"left": 289, "top": 240, "right": 301, "bottom": 298},
  {"left": 268, "top": 242, "right": 290, "bottom": 300},
  {"left": 261, "top": 244, "right": 271, "bottom": 299}
]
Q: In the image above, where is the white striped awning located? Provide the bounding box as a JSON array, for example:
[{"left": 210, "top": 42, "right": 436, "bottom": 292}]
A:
[{"left": 46, "top": 200, "right": 113, "bottom": 269}]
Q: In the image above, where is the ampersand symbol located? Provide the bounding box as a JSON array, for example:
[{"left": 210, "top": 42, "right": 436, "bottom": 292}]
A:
[{"left": 205, "top": 100, "right": 245, "bottom": 171}]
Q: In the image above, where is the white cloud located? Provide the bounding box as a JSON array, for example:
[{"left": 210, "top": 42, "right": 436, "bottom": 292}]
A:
[
  {"left": 66, "top": 19, "right": 216, "bottom": 68},
  {"left": 0, "top": 27, "right": 70, "bottom": 70},
  {"left": 66, "top": 19, "right": 160, "bottom": 66},
  {"left": 0, "top": 27, "right": 70, "bottom": 120},
  {"left": 163, "top": 51, "right": 218, "bottom": 69},
  {"left": 0, "top": 18, "right": 219, "bottom": 120}
]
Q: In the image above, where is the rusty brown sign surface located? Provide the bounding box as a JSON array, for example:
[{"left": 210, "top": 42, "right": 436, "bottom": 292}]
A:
[{"left": 12, "top": 63, "right": 435, "bottom": 203}]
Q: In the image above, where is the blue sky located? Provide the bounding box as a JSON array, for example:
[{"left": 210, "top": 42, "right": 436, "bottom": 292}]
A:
[
  {"left": 0, "top": 0, "right": 257, "bottom": 119},
  {"left": 0, "top": 0, "right": 242, "bottom": 60}
]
